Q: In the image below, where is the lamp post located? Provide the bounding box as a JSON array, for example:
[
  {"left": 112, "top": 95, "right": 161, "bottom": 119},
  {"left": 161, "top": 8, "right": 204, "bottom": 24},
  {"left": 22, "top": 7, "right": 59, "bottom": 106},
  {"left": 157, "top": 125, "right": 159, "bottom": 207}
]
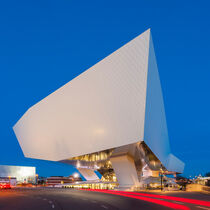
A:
[
  {"left": 36, "top": 174, "right": 38, "bottom": 186},
  {"left": 160, "top": 165, "right": 163, "bottom": 191},
  {"left": 8, "top": 176, "right": 11, "bottom": 185}
]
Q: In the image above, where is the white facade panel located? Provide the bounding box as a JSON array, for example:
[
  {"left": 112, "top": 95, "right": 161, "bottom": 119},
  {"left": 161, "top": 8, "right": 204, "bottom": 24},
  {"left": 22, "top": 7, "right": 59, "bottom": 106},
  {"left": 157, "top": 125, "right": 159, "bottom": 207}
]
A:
[
  {"left": 143, "top": 35, "right": 184, "bottom": 172},
  {"left": 144, "top": 34, "right": 171, "bottom": 167},
  {"left": 166, "top": 154, "right": 185, "bottom": 173},
  {"left": 13, "top": 29, "right": 150, "bottom": 161}
]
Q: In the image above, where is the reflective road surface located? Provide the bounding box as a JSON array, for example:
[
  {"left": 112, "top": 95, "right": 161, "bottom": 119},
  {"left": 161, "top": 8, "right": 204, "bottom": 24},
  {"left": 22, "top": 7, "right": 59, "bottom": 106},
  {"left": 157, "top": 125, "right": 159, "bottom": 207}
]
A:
[{"left": 0, "top": 188, "right": 209, "bottom": 210}]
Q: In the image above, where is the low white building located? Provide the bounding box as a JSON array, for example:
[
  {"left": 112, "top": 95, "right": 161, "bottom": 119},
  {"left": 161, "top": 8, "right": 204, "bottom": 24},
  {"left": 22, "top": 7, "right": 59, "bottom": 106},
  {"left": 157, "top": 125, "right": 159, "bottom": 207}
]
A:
[{"left": 0, "top": 165, "right": 36, "bottom": 184}]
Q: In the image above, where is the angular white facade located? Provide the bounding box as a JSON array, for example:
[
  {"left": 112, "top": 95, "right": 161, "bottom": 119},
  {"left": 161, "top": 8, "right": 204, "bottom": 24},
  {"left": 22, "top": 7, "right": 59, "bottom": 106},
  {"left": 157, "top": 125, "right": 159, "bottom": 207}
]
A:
[{"left": 13, "top": 29, "right": 184, "bottom": 187}]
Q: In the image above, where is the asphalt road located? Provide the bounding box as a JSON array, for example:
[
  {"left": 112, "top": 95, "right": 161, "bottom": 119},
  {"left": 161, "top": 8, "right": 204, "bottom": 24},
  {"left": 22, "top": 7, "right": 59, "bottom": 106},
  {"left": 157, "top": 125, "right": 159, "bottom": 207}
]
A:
[{"left": 0, "top": 188, "right": 209, "bottom": 210}]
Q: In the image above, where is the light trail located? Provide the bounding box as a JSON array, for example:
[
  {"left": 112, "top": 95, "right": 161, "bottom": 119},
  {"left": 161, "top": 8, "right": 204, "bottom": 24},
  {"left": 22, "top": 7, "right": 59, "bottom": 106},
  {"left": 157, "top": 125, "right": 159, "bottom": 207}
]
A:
[
  {"left": 81, "top": 189, "right": 190, "bottom": 210},
  {"left": 107, "top": 190, "right": 210, "bottom": 207}
]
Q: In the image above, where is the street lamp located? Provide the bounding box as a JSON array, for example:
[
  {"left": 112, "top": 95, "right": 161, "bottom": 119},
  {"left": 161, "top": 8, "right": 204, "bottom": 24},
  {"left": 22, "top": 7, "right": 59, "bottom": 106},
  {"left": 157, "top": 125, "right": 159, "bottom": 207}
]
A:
[
  {"left": 160, "top": 165, "right": 163, "bottom": 191},
  {"left": 8, "top": 176, "right": 11, "bottom": 185},
  {"left": 73, "top": 173, "right": 79, "bottom": 178},
  {"left": 36, "top": 174, "right": 38, "bottom": 185}
]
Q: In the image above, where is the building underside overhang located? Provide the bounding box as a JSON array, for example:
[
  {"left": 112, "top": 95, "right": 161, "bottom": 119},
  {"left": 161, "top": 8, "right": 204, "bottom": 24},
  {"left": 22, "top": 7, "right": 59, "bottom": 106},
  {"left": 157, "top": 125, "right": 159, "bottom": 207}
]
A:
[{"left": 60, "top": 141, "right": 183, "bottom": 189}]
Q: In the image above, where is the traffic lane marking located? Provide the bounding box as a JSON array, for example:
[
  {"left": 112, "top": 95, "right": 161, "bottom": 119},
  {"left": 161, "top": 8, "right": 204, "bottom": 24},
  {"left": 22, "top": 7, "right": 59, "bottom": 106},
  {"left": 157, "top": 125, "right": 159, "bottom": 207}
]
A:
[
  {"left": 101, "top": 205, "right": 108, "bottom": 209},
  {"left": 173, "top": 201, "right": 185, "bottom": 205},
  {"left": 196, "top": 206, "right": 210, "bottom": 210}
]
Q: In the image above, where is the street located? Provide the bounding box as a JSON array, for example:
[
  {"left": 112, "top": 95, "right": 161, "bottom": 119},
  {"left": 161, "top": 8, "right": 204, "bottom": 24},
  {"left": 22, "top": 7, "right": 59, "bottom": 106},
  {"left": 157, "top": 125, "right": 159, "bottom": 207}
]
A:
[{"left": 0, "top": 188, "right": 209, "bottom": 210}]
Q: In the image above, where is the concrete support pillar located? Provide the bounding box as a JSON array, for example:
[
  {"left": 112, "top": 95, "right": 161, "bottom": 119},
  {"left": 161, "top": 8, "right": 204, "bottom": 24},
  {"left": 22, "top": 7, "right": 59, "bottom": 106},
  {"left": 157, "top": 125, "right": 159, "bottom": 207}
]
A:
[{"left": 110, "top": 154, "right": 140, "bottom": 190}]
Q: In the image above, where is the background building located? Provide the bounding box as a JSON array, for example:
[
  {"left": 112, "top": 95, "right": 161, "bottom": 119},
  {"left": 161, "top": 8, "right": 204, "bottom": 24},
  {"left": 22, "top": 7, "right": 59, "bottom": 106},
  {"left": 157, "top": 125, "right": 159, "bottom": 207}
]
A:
[
  {"left": 46, "top": 175, "right": 82, "bottom": 186},
  {"left": 0, "top": 177, "right": 16, "bottom": 186},
  {"left": 0, "top": 165, "right": 36, "bottom": 184},
  {"left": 13, "top": 29, "right": 184, "bottom": 189}
]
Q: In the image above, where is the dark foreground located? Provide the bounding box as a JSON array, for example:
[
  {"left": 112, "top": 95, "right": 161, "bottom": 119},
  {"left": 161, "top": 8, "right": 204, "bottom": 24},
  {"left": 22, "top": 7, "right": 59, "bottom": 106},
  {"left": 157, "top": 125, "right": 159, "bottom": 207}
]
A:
[{"left": 0, "top": 188, "right": 209, "bottom": 210}]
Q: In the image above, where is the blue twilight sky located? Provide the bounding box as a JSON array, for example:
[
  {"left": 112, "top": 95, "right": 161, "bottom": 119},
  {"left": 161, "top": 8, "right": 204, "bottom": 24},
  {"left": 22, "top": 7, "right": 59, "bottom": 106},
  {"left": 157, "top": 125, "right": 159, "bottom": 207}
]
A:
[{"left": 0, "top": 0, "right": 209, "bottom": 178}]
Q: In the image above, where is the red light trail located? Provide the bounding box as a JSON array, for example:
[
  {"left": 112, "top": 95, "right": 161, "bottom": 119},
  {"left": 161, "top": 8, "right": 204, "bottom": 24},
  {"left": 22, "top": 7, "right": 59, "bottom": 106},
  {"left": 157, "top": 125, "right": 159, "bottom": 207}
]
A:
[
  {"left": 81, "top": 189, "right": 190, "bottom": 210},
  {"left": 109, "top": 190, "right": 210, "bottom": 207}
]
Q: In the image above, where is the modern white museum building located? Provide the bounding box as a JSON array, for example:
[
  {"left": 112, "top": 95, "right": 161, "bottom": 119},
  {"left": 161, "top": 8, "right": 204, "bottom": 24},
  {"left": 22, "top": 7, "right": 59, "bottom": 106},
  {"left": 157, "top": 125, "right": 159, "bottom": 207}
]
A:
[{"left": 13, "top": 29, "right": 184, "bottom": 189}]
